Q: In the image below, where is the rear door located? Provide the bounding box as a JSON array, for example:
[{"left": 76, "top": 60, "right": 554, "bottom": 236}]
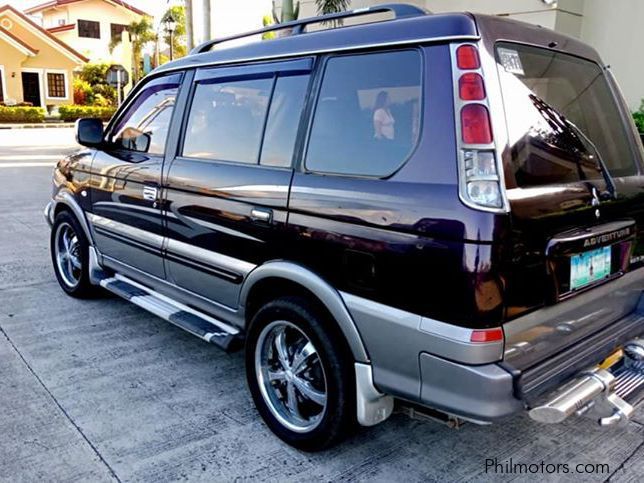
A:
[
  {"left": 494, "top": 43, "right": 644, "bottom": 364},
  {"left": 162, "top": 59, "right": 312, "bottom": 308}
]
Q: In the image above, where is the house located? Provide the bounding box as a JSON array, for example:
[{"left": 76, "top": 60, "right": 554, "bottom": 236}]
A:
[
  {"left": 24, "top": 0, "right": 150, "bottom": 92},
  {"left": 0, "top": 4, "right": 87, "bottom": 107}
]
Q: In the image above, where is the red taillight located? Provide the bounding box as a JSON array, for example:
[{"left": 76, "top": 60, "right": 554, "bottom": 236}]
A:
[
  {"left": 456, "top": 45, "right": 480, "bottom": 70},
  {"left": 459, "top": 73, "right": 486, "bottom": 100},
  {"left": 461, "top": 104, "right": 493, "bottom": 144},
  {"left": 470, "top": 328, "right": 504, "bottom": 343}
]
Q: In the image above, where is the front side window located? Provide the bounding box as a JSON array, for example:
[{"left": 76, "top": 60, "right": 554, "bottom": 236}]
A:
[
  {"left": 46, "top": 73, "right": 66, "bottom": 98},
  {"left": 183, "top": 77, "right": 272, "bottom": 163},
  {"left": 306, "top": 50, "right": 422, "bottom": 177},
  {"left": 78, "top": 19, "right": 100, "bottom": 39},
  {"left": 110, "top": 74, "right": 182, "bottom": 155}
]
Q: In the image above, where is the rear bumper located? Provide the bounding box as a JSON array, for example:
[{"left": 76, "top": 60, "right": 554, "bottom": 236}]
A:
[
  {"left": 417, "top": 277, "right": 644, "bottom": 422},
  {"left": 342, "top": 292, "right": 521, "bottom": 422},
  {"left": 343, "top": 268, "right": 644, "bottom": 424},
  {"left": 504, "top": 268, "right": 644, "bottom": 372},
  {"left": 416, "top": 297, "right": 643, "bottom": 422},
  {"left": 516, "top": 306, "right": 644, "bottom": 404},
  {"left": 418, "top": 353, "right": 522, "bottom": 422}
]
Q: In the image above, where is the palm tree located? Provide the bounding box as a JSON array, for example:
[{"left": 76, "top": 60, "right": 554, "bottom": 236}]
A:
[
  {"left": 273, "top": 0, "right": 300, "bottom": 24},
  {"left": 315, "top": 0, "right": 351, "bottom": 17},
  {"left": 109, "top": 18, "right": 156, "bottom": 84},
  {"left": 315, "top": 0, "right": 351, "bottom": 26}
]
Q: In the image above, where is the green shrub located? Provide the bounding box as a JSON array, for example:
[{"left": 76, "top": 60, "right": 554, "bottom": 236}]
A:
[
  {"left": 634, "top": 112, "right": 644, "bottom": 133},
  {"left": 0, "top": 102, "right": 34, "bottom": 107},
  {"left": 0, "top": 106, "right": 45, "bottom": 123},
  {"left": 92, "top": 83, "right": 117, "bottom": 106},
  {"left": 73, "top": 78, "right": 94, "bottom": 105},
  {"left": 634, "top": 100, "right": 644, "bottom": 133},
  {"left": 58, "top": 105, "right": 116, "bottom": 122},
  {"left": 75, "top": 63, "right": 117, "bottom": 107}
]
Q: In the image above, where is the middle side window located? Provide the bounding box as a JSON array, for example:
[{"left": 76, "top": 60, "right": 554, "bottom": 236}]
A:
[{"left": 182, "top": 77, "right": 272, "bottom": 164}]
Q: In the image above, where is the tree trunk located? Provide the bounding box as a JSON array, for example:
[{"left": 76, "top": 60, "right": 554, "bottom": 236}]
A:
[
  {"left": 185, "top": 0, "right": 194, "bottom": 51},
  {"left": 202, "top": 0, "right": 211, "bottom": 42}
]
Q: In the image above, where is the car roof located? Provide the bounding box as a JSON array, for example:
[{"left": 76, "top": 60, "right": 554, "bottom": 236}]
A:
[
  {"left": 154, "top": 12, "right": 478, "bottom": 74},
  {"left": 153, "top": 9, "right": 603, "bottom": 76},
  {"left": 474, "top": 13, "right": 602, "bottom": 65}
]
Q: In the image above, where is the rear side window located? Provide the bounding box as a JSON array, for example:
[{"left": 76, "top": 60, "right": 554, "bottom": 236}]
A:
[
  {"left": 496, "top": 43, "right": 637, "bottom": 188},
  {"left": 110, "top": 73, "right": 182, "bottom": 155},
  {"left": 306, "top": 50, "right": 422, "bottom": 177}
]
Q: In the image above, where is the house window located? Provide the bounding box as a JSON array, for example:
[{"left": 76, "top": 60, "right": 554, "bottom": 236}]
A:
[
  {"left": 111, "top": 23, "right": 128, "bottom": 42},
  {"left": 47, "top": 73, "right": 66, "bottom": 98},
  {"left": 0, "top": 70, "right": 4, "bottom": 103},
  {"left": 78, "top": 19, "right": 100, "bottom": 39}
]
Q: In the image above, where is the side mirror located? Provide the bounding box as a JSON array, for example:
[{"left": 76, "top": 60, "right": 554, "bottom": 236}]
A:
[{"left": 75, "top": 118, "right": 104, "bottom": 147}]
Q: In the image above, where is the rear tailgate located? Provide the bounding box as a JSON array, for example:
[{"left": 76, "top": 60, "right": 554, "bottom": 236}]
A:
[{"left": 493, "top": 42, "right": 644, "bottom": 375}]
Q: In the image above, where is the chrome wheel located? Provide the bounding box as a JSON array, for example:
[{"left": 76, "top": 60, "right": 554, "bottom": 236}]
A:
[
  {"left": 54, "top": 222, "right": 82, "bottom": 288},
  {"left": 255, "top": 320, "right": 327, "bottom": 433}
]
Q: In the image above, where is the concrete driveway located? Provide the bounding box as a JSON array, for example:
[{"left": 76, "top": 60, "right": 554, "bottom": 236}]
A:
[{"left": 0, "top": 127, "right": 643, "bottom": 482}]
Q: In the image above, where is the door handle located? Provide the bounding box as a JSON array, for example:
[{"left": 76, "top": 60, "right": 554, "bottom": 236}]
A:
[
  {"left": 143, "top": 185, "right": 158, "bottom": 201},
  {"left": 250, "top": 208, "right": 272, "bottom": 223}
]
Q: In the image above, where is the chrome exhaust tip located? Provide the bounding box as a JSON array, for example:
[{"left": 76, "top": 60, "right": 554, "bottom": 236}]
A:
[
  {"left": 529, "top": 369, "right": 614, "bottom": 424},
  {"left": 529, "top": 338, "right": 644, "bottom": 427}
]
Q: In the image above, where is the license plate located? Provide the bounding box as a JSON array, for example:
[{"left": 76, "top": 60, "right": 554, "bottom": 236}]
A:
[{"left": 570, "top": 246, "right": 612, "bottom": 290}]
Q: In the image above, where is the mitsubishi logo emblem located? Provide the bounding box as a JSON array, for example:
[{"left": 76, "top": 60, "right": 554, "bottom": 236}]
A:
[{"left": 591, "top": 186, "right": 601, "bottom": 219}]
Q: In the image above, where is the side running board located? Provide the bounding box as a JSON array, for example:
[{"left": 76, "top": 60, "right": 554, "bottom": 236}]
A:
[{"left": 100, "top": 273, "right": 242, "bottom": 351}]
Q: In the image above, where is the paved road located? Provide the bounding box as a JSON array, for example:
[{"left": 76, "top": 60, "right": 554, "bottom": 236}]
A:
[{"left": 0, "top": 128, "right": 643, "bottom": 482}]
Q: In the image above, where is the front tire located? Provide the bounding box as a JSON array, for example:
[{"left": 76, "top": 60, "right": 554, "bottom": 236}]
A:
[
  {"left": 50, "top": 211, "right": 98, "bottom": 298},
  {"left": 245, "top": 297, "right": 356, "bottom": 451}
]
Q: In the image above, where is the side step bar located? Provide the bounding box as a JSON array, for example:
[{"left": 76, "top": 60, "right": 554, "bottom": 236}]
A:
[
  {"left": 100, "top": 274, "right": 242, "bottom": 351},
  {"left": 529, "top": 339, "right": 644, "bottom": 426}
]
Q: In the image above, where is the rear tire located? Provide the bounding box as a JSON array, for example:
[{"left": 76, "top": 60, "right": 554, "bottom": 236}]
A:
[
  {"left": 245, "top": 296, "right": 356, "bottom": 451},
  {"left": 50, "top": 211, "right": 99, "bottom": 298}
]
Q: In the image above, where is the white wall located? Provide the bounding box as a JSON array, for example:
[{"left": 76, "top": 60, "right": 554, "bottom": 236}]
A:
[
  {"left": 191, "top": 0, "right": 273, "bottom": 47},
  {"left": 580, "top": 0, "right": 644, "bottom": 111}
]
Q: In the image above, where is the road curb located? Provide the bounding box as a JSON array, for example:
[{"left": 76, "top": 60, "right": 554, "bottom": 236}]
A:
[{"left": 0, "top": 123, "right": 76, "bottom": 129}]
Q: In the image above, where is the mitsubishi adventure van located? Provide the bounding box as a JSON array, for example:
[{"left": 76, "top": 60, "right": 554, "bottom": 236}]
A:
[{"left": 46, "top": 4, "right": 644, "bottom": 450}]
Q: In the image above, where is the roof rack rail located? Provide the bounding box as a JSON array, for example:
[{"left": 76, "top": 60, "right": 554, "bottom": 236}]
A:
[{"left": 190, "top": 3, "right": 428, "bottom": 55}]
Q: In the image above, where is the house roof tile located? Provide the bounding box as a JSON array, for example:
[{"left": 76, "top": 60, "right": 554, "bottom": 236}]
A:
[
  {"left": 0, "top": 4, "right": 88, "bottom": 63},
  {"left": 25, "top": 0, "right": 148, "bottom": 18}
]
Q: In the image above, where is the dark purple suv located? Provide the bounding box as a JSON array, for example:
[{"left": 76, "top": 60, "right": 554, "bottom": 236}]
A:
[{"left": 46, "top": 4, "right": 644, "bottom": 450}]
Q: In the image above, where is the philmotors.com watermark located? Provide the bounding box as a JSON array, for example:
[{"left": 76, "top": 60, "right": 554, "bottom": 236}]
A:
[{"left": 485, "top": 458, "right": 610, "bottom": 475}]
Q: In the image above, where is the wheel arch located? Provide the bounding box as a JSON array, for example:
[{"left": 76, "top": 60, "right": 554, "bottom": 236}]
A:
[
  {"left": 51, "top": 191, "right": 94, "bottom": 246},
  {"left": 239, "top": 262, "right": 370, "bottom": 363}
]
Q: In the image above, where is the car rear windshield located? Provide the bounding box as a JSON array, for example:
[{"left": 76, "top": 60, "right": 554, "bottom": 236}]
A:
[{"left": 496, "top": 42, "right": 637, "bottom": 188}]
